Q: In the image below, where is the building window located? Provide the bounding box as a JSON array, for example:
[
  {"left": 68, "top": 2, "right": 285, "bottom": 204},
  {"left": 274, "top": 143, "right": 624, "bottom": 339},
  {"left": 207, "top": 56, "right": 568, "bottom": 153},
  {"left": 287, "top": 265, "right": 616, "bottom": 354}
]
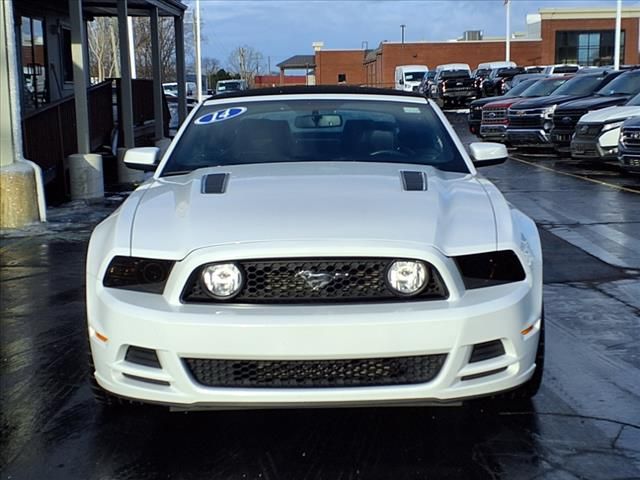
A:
[
  {"left": 337, "top": 73, "right": 347, "bottom": 83},
  {"left": 61, "top": 27, "right": 73, "bottom": 83},
  {"left": 20, "top": 16, "right": 48, "bottom": 111},
  {"left": 556, "top": 30, "right": 625, "bottom": 66}
]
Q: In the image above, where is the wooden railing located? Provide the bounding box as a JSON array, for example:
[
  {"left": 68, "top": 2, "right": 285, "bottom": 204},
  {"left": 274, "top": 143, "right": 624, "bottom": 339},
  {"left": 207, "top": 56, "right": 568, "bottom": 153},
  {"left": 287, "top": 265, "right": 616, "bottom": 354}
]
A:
[
  {"left": 21, "top": 80, "right": 113, "bottom": 204},
  {"left": 21, "top": 79, "right": 170, "bottom": 204}
]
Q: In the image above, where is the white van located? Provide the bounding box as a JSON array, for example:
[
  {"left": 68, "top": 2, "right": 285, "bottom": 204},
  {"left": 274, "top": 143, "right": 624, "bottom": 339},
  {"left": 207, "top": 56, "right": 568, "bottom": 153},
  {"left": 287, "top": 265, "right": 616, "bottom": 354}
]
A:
[
  {"left": 476, "top": 61, "right": 516, "bottom": 71},
  {"left": 395, "top": 65, "right": 429, "bottom": 92}
]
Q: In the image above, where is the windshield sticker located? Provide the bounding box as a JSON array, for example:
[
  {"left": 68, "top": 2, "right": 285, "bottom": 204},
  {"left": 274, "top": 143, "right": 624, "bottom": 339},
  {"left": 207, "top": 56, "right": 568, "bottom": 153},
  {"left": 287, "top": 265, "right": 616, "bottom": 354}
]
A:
[
  {"left": 403, "top": 107, "right": 421, "bottom": 114},
  {"left": 195, "top": 107, "right": 247, "bottom": 125}
]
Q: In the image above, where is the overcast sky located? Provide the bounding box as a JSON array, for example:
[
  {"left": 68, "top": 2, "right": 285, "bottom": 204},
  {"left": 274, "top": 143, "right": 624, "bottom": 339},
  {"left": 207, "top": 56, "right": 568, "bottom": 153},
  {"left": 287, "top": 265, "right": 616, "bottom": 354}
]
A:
[{"left": 186, "top": 0, "right": 630, "bottom": 71}]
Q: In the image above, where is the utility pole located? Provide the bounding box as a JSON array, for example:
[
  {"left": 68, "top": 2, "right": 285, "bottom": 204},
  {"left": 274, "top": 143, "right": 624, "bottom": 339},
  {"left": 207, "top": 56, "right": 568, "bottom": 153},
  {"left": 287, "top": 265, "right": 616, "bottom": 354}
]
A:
[
  {"left": 614, "top": 0, "right": 622, "bottom": 70},
  {"left": 400, "top": 24, "right": 406, "bottom": 44}
]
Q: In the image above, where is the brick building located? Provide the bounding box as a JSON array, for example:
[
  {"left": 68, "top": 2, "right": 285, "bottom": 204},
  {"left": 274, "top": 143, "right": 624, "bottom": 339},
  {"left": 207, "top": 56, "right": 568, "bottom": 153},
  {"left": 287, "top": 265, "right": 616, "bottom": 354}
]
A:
[{"left": 281, "top": 6, "right": 640, "bottom": 88}]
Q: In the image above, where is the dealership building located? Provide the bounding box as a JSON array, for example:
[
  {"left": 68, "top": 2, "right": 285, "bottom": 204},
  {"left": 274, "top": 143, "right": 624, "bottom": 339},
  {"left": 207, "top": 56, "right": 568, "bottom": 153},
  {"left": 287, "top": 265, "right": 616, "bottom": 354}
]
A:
[{"left": 278, "top": 7, "right": 640, "bottom": 88}]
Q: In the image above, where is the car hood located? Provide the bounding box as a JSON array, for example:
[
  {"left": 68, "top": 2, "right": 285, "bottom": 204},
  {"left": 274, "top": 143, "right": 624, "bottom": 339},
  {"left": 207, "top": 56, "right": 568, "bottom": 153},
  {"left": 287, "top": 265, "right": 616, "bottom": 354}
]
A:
[
  {"left": 623, "top": 116, "right": 640, "bottom": 128},
  {"left": 509, "top": 94, "right": 587, "bottom": 110},
  {"left": 130, "top": 162, "right": 498, "bottom": 259},
  {"left": 579, "top": 105, "right": 640, "bottom": 123},
  {"left": 484, "top": 98, "right": 524, "bottom": 108},
  {"left": 556, "top": 95, "right": 632, "bottom": 112}
]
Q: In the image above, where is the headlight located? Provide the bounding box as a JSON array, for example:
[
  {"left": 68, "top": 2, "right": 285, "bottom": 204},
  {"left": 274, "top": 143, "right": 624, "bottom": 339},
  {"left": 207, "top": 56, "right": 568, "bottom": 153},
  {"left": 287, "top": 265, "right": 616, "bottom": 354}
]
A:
[
  {"left": 542, "top": 105, "right": 557, "bottom": 119},
  {"left": 602, "top": 120, "right": 624, "bottom": 132},
  {"left": 454, "top": 250, "right": 525, "bottom": 290},
  {"left": 386, "top": 260, "right": 428, "bottom": 295},
  {"left": 201, "top": 263, "right": 244, "bottom": 299},
  {"left": 103, "top": 256, "right": 174, "bottom": 293}
]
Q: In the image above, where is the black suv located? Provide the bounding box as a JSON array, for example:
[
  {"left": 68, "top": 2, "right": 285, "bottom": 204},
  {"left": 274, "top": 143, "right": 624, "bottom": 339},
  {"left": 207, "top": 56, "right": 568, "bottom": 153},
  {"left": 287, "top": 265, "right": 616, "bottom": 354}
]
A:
[
  {"left": 618, "top": 116, "right": 640, "bottom": 173},
  {"left": 550, "top": 69, "right": 640, "bottom": 152},
  {"left": 417, "top": 71, "right": 436, "bottom": 97},
  {"left": 482, "top": 67, "right": 526, "bottom": 97},
  {"left": 467, "top": 77, "right": 541, "bottom": 135},
  {"left": 505, "top": 71, "right": 623, "bottom": 149}
]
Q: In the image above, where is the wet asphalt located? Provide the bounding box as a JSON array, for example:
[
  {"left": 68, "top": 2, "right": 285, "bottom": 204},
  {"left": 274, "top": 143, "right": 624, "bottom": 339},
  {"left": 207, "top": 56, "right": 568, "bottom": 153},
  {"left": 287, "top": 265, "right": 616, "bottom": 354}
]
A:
[{"left": 1, "top": 114, "right": 639, "bottom": 480}]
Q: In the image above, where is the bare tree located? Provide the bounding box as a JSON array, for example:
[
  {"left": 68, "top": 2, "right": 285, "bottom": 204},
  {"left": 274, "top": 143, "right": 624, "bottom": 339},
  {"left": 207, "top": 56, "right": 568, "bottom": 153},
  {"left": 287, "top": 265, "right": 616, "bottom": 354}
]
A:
[
  {"left": 131, "top": 16, "right": 177, "bottom": 81},
  {"left": 227, "top": 45, "right": 264, "bottom": 86},
  {"left": 88, "top": 17, "right": 119, "bottom": 82}
]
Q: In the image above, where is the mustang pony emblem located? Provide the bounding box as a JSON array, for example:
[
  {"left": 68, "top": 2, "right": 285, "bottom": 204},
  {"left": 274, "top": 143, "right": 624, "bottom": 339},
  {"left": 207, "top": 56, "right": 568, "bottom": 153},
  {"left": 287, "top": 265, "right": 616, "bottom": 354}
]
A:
[{"left": 296, "top": 271, "right": 350, "bottom": 290}]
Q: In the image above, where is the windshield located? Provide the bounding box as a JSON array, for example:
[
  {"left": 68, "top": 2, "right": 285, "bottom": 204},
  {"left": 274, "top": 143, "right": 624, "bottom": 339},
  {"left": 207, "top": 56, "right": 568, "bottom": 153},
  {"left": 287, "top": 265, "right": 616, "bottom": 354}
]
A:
[
  {"left": 497, "top": 68, "right": 525, "bottom": 78},
  {"left": 552, "top": 75, "right": 606, "bottom": 96},
  {"left": 475, "top": 69, "right": 491, "bottom": 77},
  {"left": 522, "top": 78, "right": 568, "bottom": 97},
  {"left": 440, "top": 70, "right": 470, "bottom": 79},
  {"left": 217, "top": 81, "right": 243, "bottom": 92},
  {"left": 162, "top": 99, "right": 469, "bottom": 175},
  {"left": 504, "top": 79, "right": 539, "bottom": 97},
  {"left": 405, "top": 71, "right": 426, "bottom": 81},
  {"left": 627, "top": 93, "right": 640, "bottom": 106},
  {"left": 596, "top": 72, "right": 640, "bottom": 97}
]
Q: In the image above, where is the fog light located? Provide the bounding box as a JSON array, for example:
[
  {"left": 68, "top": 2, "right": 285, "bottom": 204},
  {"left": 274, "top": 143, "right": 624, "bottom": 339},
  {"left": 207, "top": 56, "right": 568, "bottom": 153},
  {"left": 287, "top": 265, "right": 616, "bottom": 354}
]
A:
[
  {"left": 386, "top": 260, "right": 428, "bottom": 295},
  {"left": 543, "top": 121, "right": 553, "bottom": 131},
  {"left": 201, "top": 263, "right": 244, "bottom": 299}
]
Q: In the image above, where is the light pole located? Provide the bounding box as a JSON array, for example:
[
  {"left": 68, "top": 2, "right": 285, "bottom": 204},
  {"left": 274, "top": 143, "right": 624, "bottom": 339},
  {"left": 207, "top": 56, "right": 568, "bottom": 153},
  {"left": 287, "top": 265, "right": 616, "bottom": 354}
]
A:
[
  {"left": 505, "top": 0, "right": 511, "bottom": 62},
  {"left": 614, "top": 0, "right": 622, "bottom": 70},
  {"left": 194, "top": 0, "right": 202, "bottom": 101},
  {"left": 400, "top": 24, "right": 406, "bottom": 44}
]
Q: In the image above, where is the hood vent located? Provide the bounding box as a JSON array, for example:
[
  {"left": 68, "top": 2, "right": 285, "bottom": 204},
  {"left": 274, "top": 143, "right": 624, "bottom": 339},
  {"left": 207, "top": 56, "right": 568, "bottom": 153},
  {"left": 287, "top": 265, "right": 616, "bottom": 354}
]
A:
[
  {"left": 401, "top": 171, "right": 427, "bottom": 191},
  {"left": 201, "top": 173, "right": 229, "bottom": 194}
]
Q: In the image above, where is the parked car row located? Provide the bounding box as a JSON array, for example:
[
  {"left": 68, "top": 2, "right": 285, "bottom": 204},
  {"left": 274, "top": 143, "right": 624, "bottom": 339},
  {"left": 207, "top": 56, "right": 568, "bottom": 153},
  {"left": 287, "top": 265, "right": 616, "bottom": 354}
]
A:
[{"left": 466, "top": 68, "right": 640, "bottom": 172}]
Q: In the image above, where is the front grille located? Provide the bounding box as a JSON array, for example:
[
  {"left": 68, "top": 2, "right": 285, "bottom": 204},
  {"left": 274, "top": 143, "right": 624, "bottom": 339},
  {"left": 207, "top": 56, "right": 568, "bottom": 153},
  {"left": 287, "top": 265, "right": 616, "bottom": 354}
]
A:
[
  {"left": 182, "top": 258, "right": 448, "bottom": 304},
  {"left": 507, "top": 114, "right": 543, "bottom": 128},
  {"left": 621, "top": 128, "right": 640, "bottom": 150},
  {"left": 482, "top": 108, "right": 507, "bottom": 124},
  {"left": 183, "top": 354, "right": 447, "bottom": 388},
  {"left": 552, "top": 110, "right": 586, "bottom": 130},
  {"left": 573, "top": 124, "right": 602, "bottom": 139}
]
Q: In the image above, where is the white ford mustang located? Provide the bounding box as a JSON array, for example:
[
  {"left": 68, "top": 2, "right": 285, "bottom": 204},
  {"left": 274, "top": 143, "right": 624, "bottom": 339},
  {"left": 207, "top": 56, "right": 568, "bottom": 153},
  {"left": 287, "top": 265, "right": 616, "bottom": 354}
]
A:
[{"left": 87, "top": 87, "right": 543, "bottom": 410}]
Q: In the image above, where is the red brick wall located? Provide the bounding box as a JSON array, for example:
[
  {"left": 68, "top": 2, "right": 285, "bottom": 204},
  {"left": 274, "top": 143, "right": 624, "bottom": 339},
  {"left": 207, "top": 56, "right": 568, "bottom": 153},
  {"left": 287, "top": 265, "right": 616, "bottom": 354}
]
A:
[
  {"left": 254, "top": 75, "right": 307, "bottom": 88},
  {"left": 370, "top": 41, "right": 542, "bottom": 88},
  {"left": 315, "top": 50, "right": 367, "bottom": 85},
  {"left": 540, "top": 17, "right": 640, "bottom": 65},
  {"left": 314, "top": 15, "right": 640, "bottom": 88}
]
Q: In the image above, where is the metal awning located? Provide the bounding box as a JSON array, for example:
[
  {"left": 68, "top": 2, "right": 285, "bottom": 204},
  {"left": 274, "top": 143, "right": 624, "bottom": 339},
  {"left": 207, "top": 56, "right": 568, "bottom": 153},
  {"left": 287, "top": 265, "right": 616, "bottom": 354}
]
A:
[
  {"left": 277, "top": 55, "right": 316, "bottom": 69},
  {"left": 82, "top": 0, "right": 186, "bottom": 17}
]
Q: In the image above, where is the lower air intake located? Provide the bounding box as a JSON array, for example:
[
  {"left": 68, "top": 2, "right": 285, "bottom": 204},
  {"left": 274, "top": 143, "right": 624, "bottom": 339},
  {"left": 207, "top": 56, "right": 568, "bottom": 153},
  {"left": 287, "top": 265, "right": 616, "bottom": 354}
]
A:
[{"left": 184, "top": 354, "right": 447, "bottom": 388}]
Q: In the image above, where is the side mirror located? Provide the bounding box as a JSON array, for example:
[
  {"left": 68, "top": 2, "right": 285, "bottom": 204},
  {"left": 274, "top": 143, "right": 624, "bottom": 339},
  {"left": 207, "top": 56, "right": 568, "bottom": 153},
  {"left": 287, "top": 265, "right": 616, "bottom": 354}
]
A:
[
  {"left": 469, "top": 142, "right": 508, "bottom": 167},
  {"left": 124, "top": 147, "right": 160, "bottom": 171}
]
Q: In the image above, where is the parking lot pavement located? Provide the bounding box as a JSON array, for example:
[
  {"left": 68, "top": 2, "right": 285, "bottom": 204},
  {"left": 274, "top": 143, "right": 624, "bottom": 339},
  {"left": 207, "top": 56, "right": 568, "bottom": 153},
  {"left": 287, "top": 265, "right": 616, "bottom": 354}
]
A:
[{"left": 1, "top": 119, "right": 640, "bottom": 479}]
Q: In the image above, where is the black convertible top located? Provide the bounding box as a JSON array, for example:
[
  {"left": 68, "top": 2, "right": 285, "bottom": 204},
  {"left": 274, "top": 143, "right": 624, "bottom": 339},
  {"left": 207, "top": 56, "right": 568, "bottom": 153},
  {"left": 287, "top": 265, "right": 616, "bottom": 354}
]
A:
[{"left": 207, "top": 85, "right": 425, "bottom": 101}]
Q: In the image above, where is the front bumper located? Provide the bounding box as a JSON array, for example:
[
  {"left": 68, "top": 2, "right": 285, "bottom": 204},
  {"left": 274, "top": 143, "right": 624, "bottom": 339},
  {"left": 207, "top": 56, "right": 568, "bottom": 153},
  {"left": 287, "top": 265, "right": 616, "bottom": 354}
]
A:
[
  {"left": 480, "top": 124, "right": 507, "bottom": 141},
  {"left": 506, "top": 128, "right": 552, "bottom": 147},
  {"left": 88, "top": 247, "right": 542, "bottom": 409},
  {"left": 571, "top": 138, "right": 618, "bottom": 161},
  {"left": 619, "top": 153, "right": 640, "bottom": 172},
  {"left": 550, "top": 129, "right": 573, "bottom": 151}
]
